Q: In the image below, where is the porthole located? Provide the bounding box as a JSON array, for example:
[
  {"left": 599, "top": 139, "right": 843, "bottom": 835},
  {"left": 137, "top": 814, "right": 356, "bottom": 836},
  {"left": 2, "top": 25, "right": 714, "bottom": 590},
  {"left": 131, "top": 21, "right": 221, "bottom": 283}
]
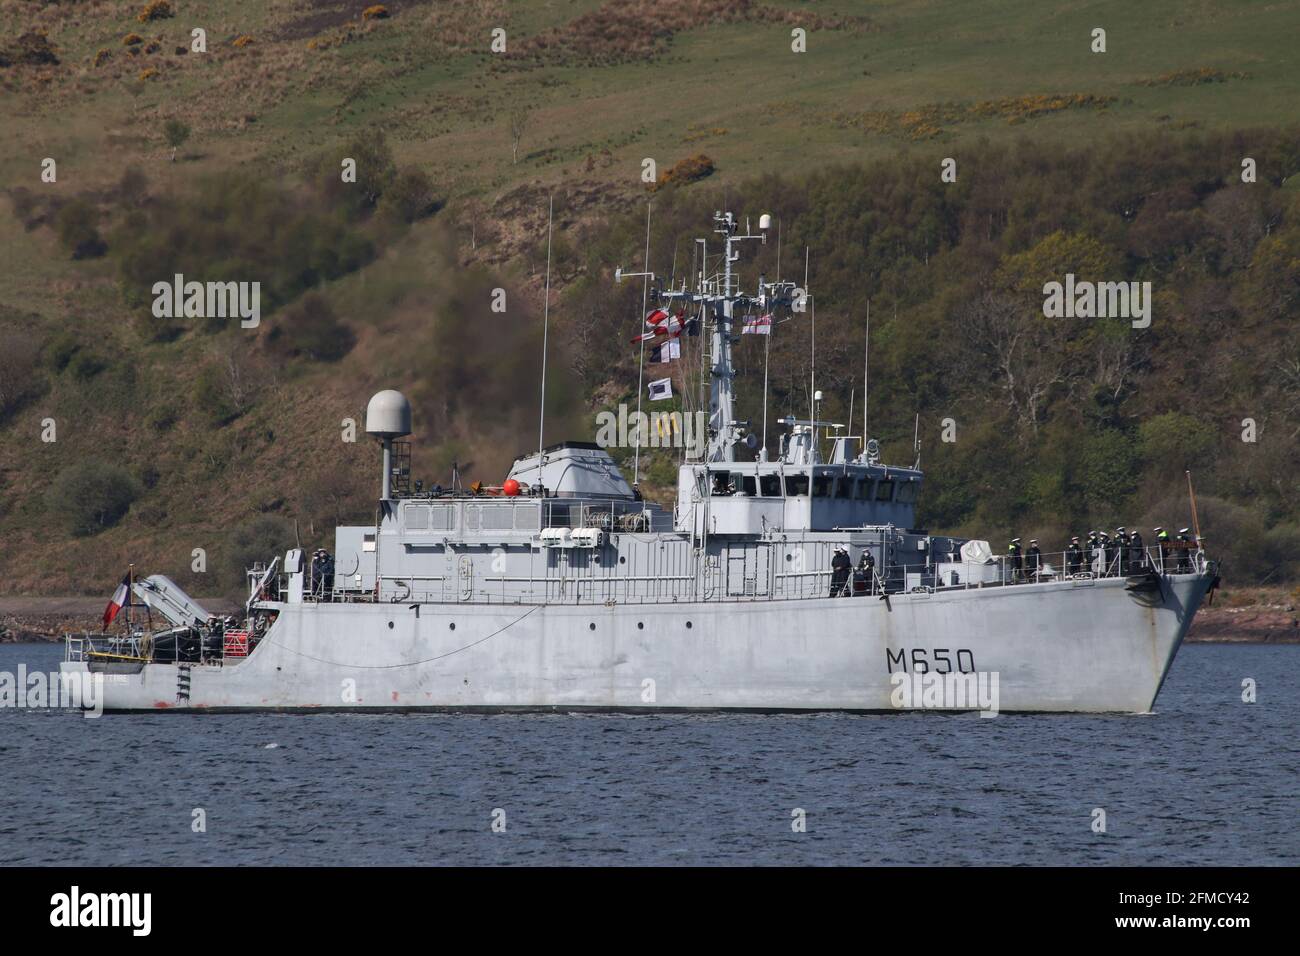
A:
[
  {"left": 589, "top": 622, "right": 596, "bottom": 631},
  {"left": 637, "top": 622, "right": 644, "bottom": 630},
  {"left": 686, "top": 621, "right": 693, "bottom": 629},
  {"left": 387, "top": 621, "right": 394, "bottom": 629},
  {"left": 449, "top": 622, "right": 456, "bottom": 631},
  {"left": 619, "top": 556, "right": 626, "bottom": 564}
]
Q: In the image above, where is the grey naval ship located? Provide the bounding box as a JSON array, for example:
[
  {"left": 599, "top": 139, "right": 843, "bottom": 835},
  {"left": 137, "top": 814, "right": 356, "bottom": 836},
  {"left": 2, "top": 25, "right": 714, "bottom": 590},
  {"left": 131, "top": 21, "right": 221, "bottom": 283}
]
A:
[{"left": 63, "top": 210, "right": 1218, "bottom": 714}]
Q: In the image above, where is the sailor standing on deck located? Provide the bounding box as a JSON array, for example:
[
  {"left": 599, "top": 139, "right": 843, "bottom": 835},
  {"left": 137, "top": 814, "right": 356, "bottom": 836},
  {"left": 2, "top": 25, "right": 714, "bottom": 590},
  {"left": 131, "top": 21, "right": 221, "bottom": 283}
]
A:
[
  {"left": 830, "top": 546, "right": 852, "bottom": 597},
  {"left": 1128, "top": 528, "right": 1145, "bottom": 570},
  {"left": 1155, "top": 527, "right": 1170, "bottom": 572},
  {"left": 1065, "top": 536, "right": 1083, "bottom": 576},
  {"left": 1025, "top": 539, "right": 1042, "bottom": 581},
  {"left": 1008, "top": 538, "right": 1023, "bottom": 582},
  {"left": 1176, "top": 528, "right": 1194, "bottom": 572},
  {"left": 856, "top": 549, "right": 876, "bottom": 595},
  {"left": 1115, "top": 527, "right": 1129, "bottom": 574},
  {"left": 1087, "top": 531, "right": 1101, "bottom": 573}
]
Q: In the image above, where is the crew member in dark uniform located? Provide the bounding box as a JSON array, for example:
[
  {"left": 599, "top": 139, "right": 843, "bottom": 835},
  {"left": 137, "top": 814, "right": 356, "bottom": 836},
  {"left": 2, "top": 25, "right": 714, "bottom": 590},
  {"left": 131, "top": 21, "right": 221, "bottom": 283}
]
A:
[
  {"left": 1065, "top": 536, "right": 1083, "bottom": 576},
  {"left": 1007, "top": 537, "right": 1023, "bottom": 582},
  {"left": 320, "top": 550, "right": 335, "bottom": 600},
  {"left": 1176, "top": 528, "right": 1194, "bottom": 572},
  {"left": 855, "top": 549, "right": 876, "bottom": 595},
  {"left": 830, "top": 546, "right": 852, "bottom": 597},
  {"left": 1115, "top": 527, "right": 1129, "bottom": 574},
  {"left": 1025, "top": 539, "right": 1042, "bottom": 581},
  {"left": 1127, "top": 528, "right": 1145, "bottom": 570}
]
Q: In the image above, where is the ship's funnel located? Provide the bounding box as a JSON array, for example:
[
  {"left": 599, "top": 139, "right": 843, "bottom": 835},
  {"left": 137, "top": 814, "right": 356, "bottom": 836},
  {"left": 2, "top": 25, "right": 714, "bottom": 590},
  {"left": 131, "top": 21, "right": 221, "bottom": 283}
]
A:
[
  {"left": 365, "top": 389, "right": 412, "bottom": 438},
  {"left": 366, "top": 390, "right": 412, "bottom": 501}
]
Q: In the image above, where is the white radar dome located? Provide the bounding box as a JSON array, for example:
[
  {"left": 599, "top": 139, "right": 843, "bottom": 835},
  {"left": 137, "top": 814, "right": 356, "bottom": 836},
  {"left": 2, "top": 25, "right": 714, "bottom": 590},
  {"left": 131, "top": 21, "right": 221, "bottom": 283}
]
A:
[{"left": 365, "top": 389, "right": 412, "bottom": 438}]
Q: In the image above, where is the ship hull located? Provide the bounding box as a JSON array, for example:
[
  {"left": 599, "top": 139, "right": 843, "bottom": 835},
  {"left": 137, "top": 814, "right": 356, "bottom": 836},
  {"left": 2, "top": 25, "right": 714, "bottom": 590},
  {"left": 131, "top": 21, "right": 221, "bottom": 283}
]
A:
[{"left": 63, "top": 572, "right": 1211, "bottom": 714}]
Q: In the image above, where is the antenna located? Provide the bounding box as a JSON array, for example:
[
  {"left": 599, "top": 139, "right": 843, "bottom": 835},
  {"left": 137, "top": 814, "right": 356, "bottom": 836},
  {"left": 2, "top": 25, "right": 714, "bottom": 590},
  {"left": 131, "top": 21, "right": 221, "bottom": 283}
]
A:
[
  {"left": 633, "top": 202, "right": 652, "bottom": 486},
  {"left": 863, "top": 300, "right": 870, "bottom": 442},
  {"left": 537, "top": 195, "right": 553, "bottom": 472},
  {"left": 1186, "top": 470, "right": 1203, "bottom": 543},
  {"left": 913, "top": 412, "right": 921, "bottom": 470},
  {"left": 805, "top": 247, "right": 813, "bottom": 464}
]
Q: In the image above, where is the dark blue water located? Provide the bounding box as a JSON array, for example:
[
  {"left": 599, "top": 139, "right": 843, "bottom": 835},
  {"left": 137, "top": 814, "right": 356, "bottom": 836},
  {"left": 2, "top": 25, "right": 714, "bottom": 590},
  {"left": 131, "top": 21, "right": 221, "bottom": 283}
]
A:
[{"left": 1, "top": 642, "right": 1295, "bottom": 865}]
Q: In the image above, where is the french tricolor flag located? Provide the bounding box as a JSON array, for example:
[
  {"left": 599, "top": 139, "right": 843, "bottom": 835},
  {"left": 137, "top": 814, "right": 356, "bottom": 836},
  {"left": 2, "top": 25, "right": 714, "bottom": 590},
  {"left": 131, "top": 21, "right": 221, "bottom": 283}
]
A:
[{"left": 102, "top": 573, "right": 131, "bottom": 630}]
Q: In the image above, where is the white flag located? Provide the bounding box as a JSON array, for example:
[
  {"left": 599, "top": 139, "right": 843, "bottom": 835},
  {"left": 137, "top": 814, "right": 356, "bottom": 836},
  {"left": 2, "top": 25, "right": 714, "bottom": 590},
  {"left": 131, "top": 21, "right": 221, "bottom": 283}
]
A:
[
  {"left": 648, "top": 377, "right": 673, "bottom": 401},
  {"left": 660, "top": 339, "right": 680, "bottom": 363}
]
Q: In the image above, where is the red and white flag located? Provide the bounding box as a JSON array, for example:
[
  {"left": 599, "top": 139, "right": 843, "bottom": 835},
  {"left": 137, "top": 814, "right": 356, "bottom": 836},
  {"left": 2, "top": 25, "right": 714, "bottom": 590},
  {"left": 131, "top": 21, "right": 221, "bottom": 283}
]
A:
[
  {"left": 742, "top": 313, "right": 773, "bottom": 335},
  {"left": 102, "top": 573, "right": 131, "bottom": 630},
  {"left": 631, "top": 309, "right": 686, "bottom": 343}
]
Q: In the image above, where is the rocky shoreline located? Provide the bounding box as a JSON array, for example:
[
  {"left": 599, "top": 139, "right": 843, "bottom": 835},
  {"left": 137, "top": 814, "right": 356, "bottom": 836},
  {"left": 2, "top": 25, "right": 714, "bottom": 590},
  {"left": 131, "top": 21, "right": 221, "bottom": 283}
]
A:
[{"left": 2, "top": 593, "right": 1296, "bottom": 645}]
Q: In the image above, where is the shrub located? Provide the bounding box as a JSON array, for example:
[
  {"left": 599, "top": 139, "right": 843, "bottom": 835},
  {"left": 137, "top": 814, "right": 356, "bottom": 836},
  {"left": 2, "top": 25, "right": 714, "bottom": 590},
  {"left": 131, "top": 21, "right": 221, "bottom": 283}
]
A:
[
  {"left": 92, "top": 48, "right": 111, "bottom": 67},
  {"left": 264, "top": 292, "right": 356, "bottom": 363},
  {"left": 653, "top": 154, "right": 715, "bottom": 190},
  {"left": 163, "top": 118, "right": 190, "bottom": 151},
  {"left": 0, "top": 329, "right": 42, "bottom": 420},
  {"left": 138, "top": 67, "right": 159, "bottom": 80},
  {"left": 192, "top": 362, "right": 241, "bottom": 426},
  {"left": 54, "top": 199, "right": 106, "bottom": 259},
  {"left": 123, "top": 34, "right": 144, "bottom": 46},
  {"left": 4, "top": 32, "right": 59, "bottom": 66},
  {"left": 362, "top": 5, "right": 390, "bottom": 20},
  {"left": 138, "top": 1, "right": 175, "bottom": 24},
  {"left": 382, "top": 168, "right": 436, "bottom": 223},
  {"left": 43, "top": 329, "right": 82, "bottom": 372},
  {"left": 66, "top": 350, "right": 107, "bottom": 381},
  {"left": 47, "top": 461, "right": 142, "bottom": 536},
  {"left": 232, "top": 35, "right": 254, "bottom": 48}
]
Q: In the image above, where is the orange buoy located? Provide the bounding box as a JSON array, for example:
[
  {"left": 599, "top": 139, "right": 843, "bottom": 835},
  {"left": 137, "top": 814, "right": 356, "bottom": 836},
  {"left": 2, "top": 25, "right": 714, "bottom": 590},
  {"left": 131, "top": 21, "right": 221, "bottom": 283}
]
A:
[{"left": 503, "top": 478, "right": 521, "bottom": 497}]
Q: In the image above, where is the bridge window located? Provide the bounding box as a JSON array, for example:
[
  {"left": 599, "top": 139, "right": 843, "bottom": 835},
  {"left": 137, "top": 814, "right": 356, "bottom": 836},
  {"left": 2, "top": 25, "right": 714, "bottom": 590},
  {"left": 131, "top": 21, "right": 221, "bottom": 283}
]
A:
[
  {"left": 710, "top": 472, "right": 735, "bottom": 496},
  {"left": 785, "top": 475, "right": 809, "bottom": 496},
  {"left": 855, "top": 479, "right": 872, "bottom": 500},
  {"left": 897, "top": 481, "right": 918, "bottom": 504},
  {"left": 740, "top": 475, "right": 757, "bottom": 496},
  {"left": 835, "top": 477, "right": 853, "bottom": 499},
  {"left": 875, "top": 479, "right": 895, "bottom": 502},
  {"left": 812, "top": 475, "right": 832, "bottom": 497},
  {"left": 759, "top": 474, "right": 781, "bottom": 497}
]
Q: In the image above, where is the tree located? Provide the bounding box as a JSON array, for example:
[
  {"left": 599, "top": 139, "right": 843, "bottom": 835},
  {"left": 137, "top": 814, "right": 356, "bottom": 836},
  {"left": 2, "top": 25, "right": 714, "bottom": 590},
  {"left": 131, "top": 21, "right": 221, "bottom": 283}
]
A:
[
  {"left": 47, "top": 461, "right": 142, "bottom": 536},
  {"left": 508, "top": 107, "right": 530, "bottom": 165},
  {"left": 163, "top": 119, "right": 190, "bottom": 162}
]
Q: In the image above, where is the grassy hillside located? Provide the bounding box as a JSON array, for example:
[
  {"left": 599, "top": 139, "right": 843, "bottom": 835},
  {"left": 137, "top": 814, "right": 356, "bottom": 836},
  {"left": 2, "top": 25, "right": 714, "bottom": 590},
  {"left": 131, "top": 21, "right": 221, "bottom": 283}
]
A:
[{"left": 1, "top": 0, "right": 1298, "bottom": 596}]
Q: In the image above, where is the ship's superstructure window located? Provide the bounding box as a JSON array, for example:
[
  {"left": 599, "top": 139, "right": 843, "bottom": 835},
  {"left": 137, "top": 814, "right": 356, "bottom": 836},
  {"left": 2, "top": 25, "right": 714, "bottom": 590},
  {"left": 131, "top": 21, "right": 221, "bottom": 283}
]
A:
[
  {"left": 855, "top": 478, "right": 872, "bottom": 500},
  {"left": 835, "top": 477, "right": 853, "bottom": 499},
  {"left": 759, "top": 474, "right": 781, "bottom": 497},
  {"left": 876, "top": 479, "right": 895, "bottom": 502},
  {"left": 405, "top": 504, "right": 429, "bottom": 530},
  {"left": 813, "top": 475, "right": 831, "bottom": 497},
  {"left": 898, "top": 481, "right": 918, "bottom": 504},
  {"left": 467, "top": 504, "right": 514, "bottom": 531},
  {"left": 740, "top": 476, "right": 757, "bottom": 496},
  {"left": 785, "top": 475, "right": 809, "bottom": 496},
  {"left": 429, "top": 504, "right": 455, "bottom": 531},
  {"left": 513, "top": 502, "right": 540, "bottom": 530}
]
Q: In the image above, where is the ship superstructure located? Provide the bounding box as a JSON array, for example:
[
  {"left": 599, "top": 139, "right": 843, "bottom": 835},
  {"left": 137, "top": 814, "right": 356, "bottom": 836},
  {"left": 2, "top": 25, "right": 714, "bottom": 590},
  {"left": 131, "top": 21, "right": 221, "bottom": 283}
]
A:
[{"left": 63, "top": 210, "right": 1217, "bottom": 713}]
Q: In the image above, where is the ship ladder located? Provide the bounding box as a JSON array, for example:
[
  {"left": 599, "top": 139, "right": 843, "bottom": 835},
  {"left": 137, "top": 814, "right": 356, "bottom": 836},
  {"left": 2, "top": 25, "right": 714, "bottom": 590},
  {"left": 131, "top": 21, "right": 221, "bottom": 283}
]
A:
[{"left": 176, "top": 663, "right": 192, "bottom": 704}]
